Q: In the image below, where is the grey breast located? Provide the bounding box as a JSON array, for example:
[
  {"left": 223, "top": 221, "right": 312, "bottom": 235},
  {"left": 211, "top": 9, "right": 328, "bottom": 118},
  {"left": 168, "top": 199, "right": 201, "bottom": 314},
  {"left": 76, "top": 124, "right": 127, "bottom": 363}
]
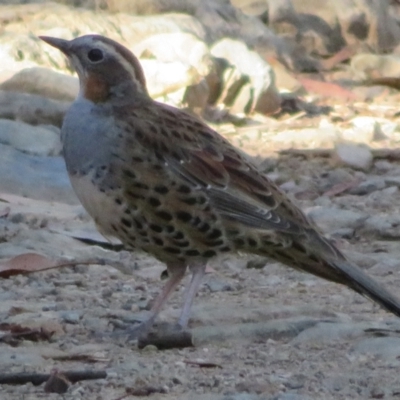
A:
[{"left": 61, "top": 98, "right": 116, "bottom": 177}]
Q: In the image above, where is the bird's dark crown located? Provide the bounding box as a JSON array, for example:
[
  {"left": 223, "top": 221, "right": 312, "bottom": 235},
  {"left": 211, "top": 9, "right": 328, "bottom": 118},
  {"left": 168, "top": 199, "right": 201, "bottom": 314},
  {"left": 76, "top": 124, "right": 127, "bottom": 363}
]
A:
[{"left": 41, "top": 34, "right": 148, "bottom": 102}]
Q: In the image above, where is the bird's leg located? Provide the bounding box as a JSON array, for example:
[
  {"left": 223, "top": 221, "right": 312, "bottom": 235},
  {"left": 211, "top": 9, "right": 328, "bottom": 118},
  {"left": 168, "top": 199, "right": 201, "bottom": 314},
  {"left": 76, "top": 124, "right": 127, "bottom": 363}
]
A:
[
  {"left": 177, "top": 263, "right": 206, "bottom": 328},
  {"left": 125, "top": 264, "right": 186, "bottom": 339}
]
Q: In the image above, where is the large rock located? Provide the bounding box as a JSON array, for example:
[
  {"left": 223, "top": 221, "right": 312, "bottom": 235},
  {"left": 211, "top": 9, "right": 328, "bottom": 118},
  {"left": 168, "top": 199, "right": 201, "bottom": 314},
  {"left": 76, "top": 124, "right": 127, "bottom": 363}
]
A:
[
  {"left": 0, "top": 67, "right": 78, "bottom": 101},
  {"left": 211, "top": 38, "right": 280, "bottom": 114},
  {"left": 267, "top": 0, "right": 400, "bottom": 55},
  {"left": 0, "top": 90, "right": 70, "bottom": 127},
  {"left": 0, "top": 144, "right": 76, "bottom": 203},
  {"left": 0, "top": 119, "right": 61, "bottom": 156}
]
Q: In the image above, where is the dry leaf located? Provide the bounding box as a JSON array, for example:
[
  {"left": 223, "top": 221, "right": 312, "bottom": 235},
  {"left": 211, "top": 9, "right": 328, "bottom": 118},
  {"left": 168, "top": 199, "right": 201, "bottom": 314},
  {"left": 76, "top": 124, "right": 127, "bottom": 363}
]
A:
[
  {"left": 0, "top": 253, "right": 56, "bottom": 278},
  {"left": 0, "top": 323, "right": 54, "bottom": 346},
  {"left": 298, "top": 77, "right": 358, "bottom": 100}
]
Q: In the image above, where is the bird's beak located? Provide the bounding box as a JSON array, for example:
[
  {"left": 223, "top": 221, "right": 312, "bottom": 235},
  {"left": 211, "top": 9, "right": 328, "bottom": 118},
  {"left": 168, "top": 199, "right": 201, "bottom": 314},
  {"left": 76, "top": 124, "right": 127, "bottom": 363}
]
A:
[{"left": 39, "top": 36, "right": 71, "bottom": 54}]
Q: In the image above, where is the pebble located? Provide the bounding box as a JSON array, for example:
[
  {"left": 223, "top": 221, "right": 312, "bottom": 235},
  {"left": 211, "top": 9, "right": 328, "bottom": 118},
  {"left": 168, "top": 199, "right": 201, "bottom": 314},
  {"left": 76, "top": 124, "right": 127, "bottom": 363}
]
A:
[
  {"left": 350, "top": 337, "right": 400, "bottom": 361},
  {"left": 362, "top": 214, "right": 400, "bottom": 238},
  {"left": 348, "top": 177, "right": 386, "bottom": 195},
  {"left": 291, "top": 322, "right": 366, "bottom": 345},
  {"left": 306, "top": 206, "right": 367, "bottom": 232},
  {"left": 205, "top": 277, "right": 235, "bottom": 292},
  {"left": 59, "top": 310, "right": 82, "bottom": 324},
  {"left": 333, "top": 143, "right": 373, "bottom": 170}
]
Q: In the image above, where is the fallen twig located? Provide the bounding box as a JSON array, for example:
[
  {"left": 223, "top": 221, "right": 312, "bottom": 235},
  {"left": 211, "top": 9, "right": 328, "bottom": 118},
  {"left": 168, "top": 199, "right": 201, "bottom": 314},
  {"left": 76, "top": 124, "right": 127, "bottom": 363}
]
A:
[
  {"left": 138, "top": 328, "right": 193, "bottom": 350},
  {"left": 0, "top": 369, "right": 107, "bottom": 386},
  {"left": 184, "top": 359, "right": 222, "bottom": 369}
]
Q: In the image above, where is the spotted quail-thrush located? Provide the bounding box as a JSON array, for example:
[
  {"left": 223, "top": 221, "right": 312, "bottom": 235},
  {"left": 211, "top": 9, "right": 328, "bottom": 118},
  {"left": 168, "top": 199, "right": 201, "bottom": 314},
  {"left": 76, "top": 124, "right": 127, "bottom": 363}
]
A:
[{"left": 40, "top": 34, "right": 400, "bottom": 336}]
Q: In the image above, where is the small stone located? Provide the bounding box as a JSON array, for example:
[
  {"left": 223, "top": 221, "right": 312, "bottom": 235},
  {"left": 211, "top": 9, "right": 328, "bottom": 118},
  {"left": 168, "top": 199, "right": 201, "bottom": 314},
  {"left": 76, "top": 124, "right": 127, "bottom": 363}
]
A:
[
  {"left": 59, "top": 311, "right": 82, "bottom": 324},
  {"left": 291, "top": 322, "right": 366, "bottom": 345},
  {"left": 333, "top": 143, "right": 373, "bottom": 171},
  {"left": 369, "top": 386, "right": 385, "bottom": 399},
  {"left": 283, "top": 374, "right": 306, "bottom": 389},
  {"left": 306, "top": 207, "right": 367, "bottom": 232},
  {"left": 350, "top": 337, "right": 400, "bottom": 361},
  {"left": 141, "top": 344, "right": 158, "bottom": 353},
  {"left": 205, "top": 277, "right": 234, "bottom": 292},
  {"left": 348, "top": 178, "right": 386, "bottom": 195}
]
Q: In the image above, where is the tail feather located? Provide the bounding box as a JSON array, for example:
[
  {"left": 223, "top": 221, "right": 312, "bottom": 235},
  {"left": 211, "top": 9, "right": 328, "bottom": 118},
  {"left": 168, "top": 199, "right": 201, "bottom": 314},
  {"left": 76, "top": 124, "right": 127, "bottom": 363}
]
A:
[{"left": 329, "top": 257, "right": 400, "bottom": 317}]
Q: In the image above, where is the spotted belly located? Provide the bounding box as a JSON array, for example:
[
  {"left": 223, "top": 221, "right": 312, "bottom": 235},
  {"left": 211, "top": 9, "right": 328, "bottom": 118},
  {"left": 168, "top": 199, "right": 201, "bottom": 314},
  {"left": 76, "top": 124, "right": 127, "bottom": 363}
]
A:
[{"left": 68, "top": 171, "right": 236, "bottom": 264}]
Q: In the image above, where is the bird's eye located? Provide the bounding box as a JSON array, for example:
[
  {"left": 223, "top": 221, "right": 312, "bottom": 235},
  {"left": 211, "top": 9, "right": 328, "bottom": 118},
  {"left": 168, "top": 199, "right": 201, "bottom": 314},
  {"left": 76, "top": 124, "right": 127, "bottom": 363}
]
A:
[{"left": 87, "top": 48, "right": 104, "bottom": 62}]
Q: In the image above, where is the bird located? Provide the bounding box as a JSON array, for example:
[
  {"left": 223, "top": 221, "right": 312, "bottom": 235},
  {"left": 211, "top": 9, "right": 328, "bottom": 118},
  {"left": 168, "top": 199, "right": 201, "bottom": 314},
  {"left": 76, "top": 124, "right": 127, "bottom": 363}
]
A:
[{"left": 40, "top": 34, "right": 400, "bottom": 338}]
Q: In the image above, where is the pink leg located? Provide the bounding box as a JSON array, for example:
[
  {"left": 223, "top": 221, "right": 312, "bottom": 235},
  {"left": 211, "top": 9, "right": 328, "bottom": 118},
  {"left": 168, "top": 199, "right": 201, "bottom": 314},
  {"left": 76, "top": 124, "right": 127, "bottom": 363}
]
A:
[
  {"left": 178, "top": 263, "right": 206, "bottom": 328},
  {"left": 149, "top": 265, "right": 186, "bottom": 317},
  {"left": 127, "top": 265, "right": 186, "bottom": 337}
]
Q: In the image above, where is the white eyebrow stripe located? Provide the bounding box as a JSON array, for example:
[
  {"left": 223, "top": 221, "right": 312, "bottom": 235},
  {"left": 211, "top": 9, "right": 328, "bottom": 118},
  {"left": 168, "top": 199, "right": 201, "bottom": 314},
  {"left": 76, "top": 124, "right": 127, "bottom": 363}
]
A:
[{"left": 91, "top": 41, "right": 138, "bottom": 81}]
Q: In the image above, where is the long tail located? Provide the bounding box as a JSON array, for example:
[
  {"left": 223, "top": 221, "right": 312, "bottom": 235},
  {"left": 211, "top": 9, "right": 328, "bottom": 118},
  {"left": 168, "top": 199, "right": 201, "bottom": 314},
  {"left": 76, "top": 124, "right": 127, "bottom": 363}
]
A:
[
  {"left": 260, "top": 231, "right": 400, "bottom": 317},
  {"left": 327, "top": 256, "right": 400, "bottom": 317}
]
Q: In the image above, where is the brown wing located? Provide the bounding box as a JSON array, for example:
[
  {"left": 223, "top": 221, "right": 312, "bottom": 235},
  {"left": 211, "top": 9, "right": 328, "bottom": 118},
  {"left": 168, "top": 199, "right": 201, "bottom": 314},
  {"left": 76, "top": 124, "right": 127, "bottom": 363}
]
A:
[{"left": 116, "top": 101, "right": 313, "bottom": 236}]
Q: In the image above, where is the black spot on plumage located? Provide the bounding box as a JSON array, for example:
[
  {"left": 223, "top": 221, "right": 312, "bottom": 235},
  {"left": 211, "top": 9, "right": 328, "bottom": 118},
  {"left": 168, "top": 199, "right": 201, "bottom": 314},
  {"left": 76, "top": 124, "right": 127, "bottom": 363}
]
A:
[
  {"left": 171, "top": 130, "right": 180, "bottom": 138},
  {"left": 173, "top": 231, "right": 184, "bottom": 240},
  {"left": 121, "top": 218, "right": 132, "bottom": 228},
  {"left": 126, "top": 191, "right": 145, "bottom": 200},
  {"left": 155, "top": 210, "right": 173, "bottom": 221},
  {"left": 165, "top": 225, "right": 175, "bottom": 233},
  {"left": 164, "top": 247, "right": 181, "bottom": 254},
  {"left": 149, "top": 224, "right": 163, "bottom": 233},
  {"left": 177, "top": 185, "right": 191, "bottom": 194},
  {"left": 181, "top": 197, "right": 197, "bottom": 205},
  {"left": 135, "top": 128, "right": 144, "bottom": 140},
  {"left": 185, "top": 249, "right": 200, "bottom": 256},
  {"left": 160, "top": 128, "right": 169, "bottom": 137},
  {"left": 133, "top": 182, "right": 149, "bottom": 190},
  {"left": 176, "top": 211, "right": 192, "bottom": 222},
  {"left": 153, "top": 237, "right": 164, "bottom": 246},
  {"left": 220, "top": 246, "right": 231, "bottom": 252},
  {"left": 134, "top": 219, "right": 143, "bottom": 229},
  {"left": 115, "top": 198, "right": 122, "bottom": 205},
  {"left": 207, "top": 228, "right": 222, "bottom": 240},
  {"left": 199, "top": 129, "right": 214, "bottom": 139},
  {"left": 203, "top": 250, "right": 217, "bottom": 258},
  {"left": 176, "top": 240, "right": 190, "bottom": 248},
  {"left": 198, "top": 223, "right": 210, "bottom": 233},
  {"left": 154, "top": 185, "right": 169, "bottom": 194},
  {"left": 191, "top": 217, "right": 201, "bottom": 227},
  {"left": 248, "top": 238, "right": 258, "bottom": 247},
  {"left": 207, "top": 239, "right": 224, "bottom": 247},
  {"left": 148, "top": 197, "right": 161, "bottom": 207}
]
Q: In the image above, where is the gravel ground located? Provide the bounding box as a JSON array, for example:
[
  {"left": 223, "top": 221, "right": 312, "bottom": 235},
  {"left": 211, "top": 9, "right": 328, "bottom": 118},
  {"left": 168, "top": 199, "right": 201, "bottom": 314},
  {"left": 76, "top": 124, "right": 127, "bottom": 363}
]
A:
[{"left": 3, "top": 143, "right": 400, "bottom": 400}]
